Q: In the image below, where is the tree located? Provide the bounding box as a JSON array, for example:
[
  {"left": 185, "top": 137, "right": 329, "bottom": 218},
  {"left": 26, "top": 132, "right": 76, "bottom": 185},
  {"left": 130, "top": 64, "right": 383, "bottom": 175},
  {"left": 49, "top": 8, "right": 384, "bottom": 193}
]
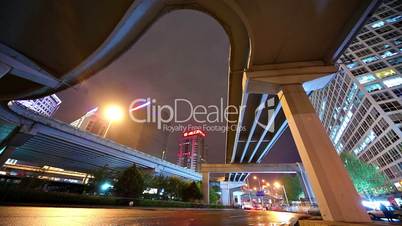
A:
[
  {"left": 165, "top": 176, "right": 186, "bottom": 200},
  {"left": 182, "top": 181, "right": 203, "bottom": 202},
  {"left": 89, "top": 165, "right": 113, "bottom": 194},
  {"left": 153, "top": 175, "right": 169, "bottom": 199},
  {"left": 281, "top": 175, "right": 303, "bottom": 202},
  {"left": 341, "top": 152, "right": 394, "bottom": 196},
  {"left": 114, "top": 164, "right": 144, "bottom": 198},
  {"left": 209, "top": 185, "right": 220, "bottom": 204}
]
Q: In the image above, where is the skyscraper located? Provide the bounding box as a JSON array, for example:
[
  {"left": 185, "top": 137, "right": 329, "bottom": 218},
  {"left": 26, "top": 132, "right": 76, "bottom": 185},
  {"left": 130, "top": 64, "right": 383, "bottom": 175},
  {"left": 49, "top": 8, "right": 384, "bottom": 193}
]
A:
[
  {"left": 15, "top": 94, "right": 62, "bottom": 117},
  {"left": 177, "top": 129, "right": 206, "bottom": 172},
  {"left": 310, "top": 1, "right": 402, "bottom": 188},
  {"left": 70, "top": 107, "right": 109, "bottom": 137}
]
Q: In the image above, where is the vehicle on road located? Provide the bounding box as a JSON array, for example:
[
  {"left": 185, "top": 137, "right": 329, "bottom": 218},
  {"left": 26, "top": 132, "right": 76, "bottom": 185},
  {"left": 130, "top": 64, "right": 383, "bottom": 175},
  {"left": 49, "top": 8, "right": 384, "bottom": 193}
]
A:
[
  {"left": 242, "top": 202, "right": 253, "bottom": 210},
  {"left": 366, "top": 206, "right": 401, "bottom": 221}
]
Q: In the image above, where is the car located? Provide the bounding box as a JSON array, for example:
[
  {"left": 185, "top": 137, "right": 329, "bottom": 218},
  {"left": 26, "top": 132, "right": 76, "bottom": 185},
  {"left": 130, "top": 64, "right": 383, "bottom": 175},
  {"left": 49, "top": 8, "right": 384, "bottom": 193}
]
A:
[
  {"left": 306, "top": 205, "right": 321, "bottom": 216},
  {"left": 242, "top": 202, "right": 253, "bottom": 210},
  {"left": 366, "top": 206, "right": 400, "bottom": 221},
  {"left": 366, "top": 208, "right": 385, "bottom": 220}
]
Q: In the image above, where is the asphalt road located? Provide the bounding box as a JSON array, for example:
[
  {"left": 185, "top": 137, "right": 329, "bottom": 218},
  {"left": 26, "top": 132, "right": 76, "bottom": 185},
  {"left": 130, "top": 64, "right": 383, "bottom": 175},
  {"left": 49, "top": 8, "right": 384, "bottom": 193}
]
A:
[{"left": 0, "top": 206, "right": 303, "bottom": 226}]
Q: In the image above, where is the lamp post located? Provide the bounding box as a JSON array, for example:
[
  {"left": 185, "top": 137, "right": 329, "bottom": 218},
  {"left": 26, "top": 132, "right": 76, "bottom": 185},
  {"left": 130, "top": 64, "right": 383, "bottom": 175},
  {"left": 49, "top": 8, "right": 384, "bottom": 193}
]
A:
[
  {"left": 253, "top": 176, "right": 265, "bottom": 207},
  {"left": 103, "top": 105, "right": 124, "bottom": 138},
  {"left": 274, "top": 182, "right": 289, "bottom": 206},
  {"left": 253, "top": 175, "right": 262, "bottom": 190},
  {"left": 245, "top": 178, "right": 252, "bottom": 202}
]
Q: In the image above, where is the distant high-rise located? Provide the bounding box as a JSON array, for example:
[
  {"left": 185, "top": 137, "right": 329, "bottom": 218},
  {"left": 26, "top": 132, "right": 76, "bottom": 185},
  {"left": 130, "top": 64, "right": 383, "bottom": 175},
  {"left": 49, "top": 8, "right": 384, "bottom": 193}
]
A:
[
  {"left": 177, "top": 130, "right": 206, "bottom": 172},
  {"left": 70, "top": 107, "right": 109, "bottom": 136},
  {"left": 15, "top": 94, "right": 62, "bottom": 117},
  {"left": 310, "top": 1, "right": 402, "bottom": 187}
]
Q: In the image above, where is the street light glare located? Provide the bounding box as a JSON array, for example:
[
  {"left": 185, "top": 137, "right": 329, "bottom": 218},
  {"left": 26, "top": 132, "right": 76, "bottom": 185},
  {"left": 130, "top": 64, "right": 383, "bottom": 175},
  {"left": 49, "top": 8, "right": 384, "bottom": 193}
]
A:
[
  {"left": 274, "top": 182, "right": 281, "bottom": 189},
  {"left": 104, "top": 105, "right": 124, "bottom": 122},
  {"left": 253, "top": 176, "right": 257, "bottom": 180}
]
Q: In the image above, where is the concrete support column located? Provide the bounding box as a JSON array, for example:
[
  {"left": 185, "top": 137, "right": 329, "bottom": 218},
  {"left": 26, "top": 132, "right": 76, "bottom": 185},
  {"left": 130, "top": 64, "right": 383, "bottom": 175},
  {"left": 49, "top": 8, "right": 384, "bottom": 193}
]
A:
[
  {"left": 279, "top": 84, "right": 370, "bottom": 222},
  {"left": 220, "top": 183, "right": 230, "bottom": 206},
  {"left": 202, "top": 172, "right": 209, "bottom": 204}
]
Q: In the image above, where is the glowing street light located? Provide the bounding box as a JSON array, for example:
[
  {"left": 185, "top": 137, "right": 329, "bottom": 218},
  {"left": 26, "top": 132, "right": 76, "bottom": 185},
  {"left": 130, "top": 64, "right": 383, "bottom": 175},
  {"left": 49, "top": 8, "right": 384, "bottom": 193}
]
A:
[
  {"left": 103, "top": 105, "right": 124, "bottom": 138},
  {"left": 253, "top": 176, "right": 257, "bottom": 180},
  {"left": 100, "top": 182, "right": 113, "bottom": 192},
  {"left": 104, "top": 105, "right": 124, "bottom": 121},
  {"left": 262, "top": 179, "right": 266, "bottom": 183}
]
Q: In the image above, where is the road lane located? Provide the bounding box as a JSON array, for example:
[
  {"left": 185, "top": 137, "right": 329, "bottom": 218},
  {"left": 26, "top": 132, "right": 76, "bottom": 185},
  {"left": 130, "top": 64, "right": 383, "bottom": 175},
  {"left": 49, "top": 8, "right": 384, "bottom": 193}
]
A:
[{"left": 0, "top": 206, "right": 303, "bottom": 226}]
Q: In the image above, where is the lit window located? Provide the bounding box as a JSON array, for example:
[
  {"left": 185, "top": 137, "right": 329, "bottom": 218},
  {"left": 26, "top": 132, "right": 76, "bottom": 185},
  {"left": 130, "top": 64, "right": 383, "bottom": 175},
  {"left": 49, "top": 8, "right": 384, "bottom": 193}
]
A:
[
  {"left": 357, "top": 74, "right": 376, "bottom": 84},
  {"left": 380, "top": 49, "right": 398, "bottom": 58},
  {"left": 394, "top": 38, "right": 402, "bottom": 46},
  {"left": 375, "top": 68, "right": 397, "bottom": 79},
  {"left": 372, "top": 43, "right": 391, "bottom": 52},
  {"left": 365, "top": 83, "right": 383, "bottom": 93},
  {"left": 383, "top": 76, "right": 402, "bottom": 88},
  {"left": 346, "top": 61, "right": 361, "bottom": 69},
  {"left": 385, "top": 15, "right": 402, "bottom": 23},
  {"left": 361, "top": 55, "right": 379, "bottom": 64},
  {"left": 371, "top": 20, "right": 385, "bottom": 28},
  {"left": 353, "top": 130, "right": 376, "bottom": 155}
]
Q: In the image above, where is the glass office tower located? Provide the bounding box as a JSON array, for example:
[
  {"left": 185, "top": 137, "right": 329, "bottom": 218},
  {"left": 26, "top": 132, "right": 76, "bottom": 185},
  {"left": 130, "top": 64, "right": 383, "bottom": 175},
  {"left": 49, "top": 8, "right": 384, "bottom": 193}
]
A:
[{"left": 310, "top": 0, "right": 402, "bottom": 187}]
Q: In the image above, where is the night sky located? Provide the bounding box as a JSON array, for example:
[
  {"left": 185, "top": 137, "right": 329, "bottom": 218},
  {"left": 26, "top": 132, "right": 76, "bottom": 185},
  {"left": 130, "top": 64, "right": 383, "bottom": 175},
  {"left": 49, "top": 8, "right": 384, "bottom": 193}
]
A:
[{"left": 54, "top": 10, "right": 300, "bottom": 166}]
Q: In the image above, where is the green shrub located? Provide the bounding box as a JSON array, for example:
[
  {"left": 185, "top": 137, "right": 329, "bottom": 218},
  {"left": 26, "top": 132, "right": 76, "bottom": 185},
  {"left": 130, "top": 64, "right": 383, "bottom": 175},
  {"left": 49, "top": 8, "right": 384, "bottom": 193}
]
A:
[{"left": 0, "top": 185, "right": 224, "bottom": 208}]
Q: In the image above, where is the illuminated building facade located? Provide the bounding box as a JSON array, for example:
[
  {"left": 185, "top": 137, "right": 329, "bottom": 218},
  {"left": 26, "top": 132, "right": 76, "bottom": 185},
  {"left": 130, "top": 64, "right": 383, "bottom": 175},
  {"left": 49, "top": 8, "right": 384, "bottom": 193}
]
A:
[
  {"left": 310, "top": 0, "right": 402, "bottom": 186},
  {"left": 177, "top": 130, "right": 206, "bottom": 172},
  {"left": 70, "top": 107, "right": 108, "bottom": 136},
  {"left": 15, "top": 94, "right": 61, "bottom": 117}
]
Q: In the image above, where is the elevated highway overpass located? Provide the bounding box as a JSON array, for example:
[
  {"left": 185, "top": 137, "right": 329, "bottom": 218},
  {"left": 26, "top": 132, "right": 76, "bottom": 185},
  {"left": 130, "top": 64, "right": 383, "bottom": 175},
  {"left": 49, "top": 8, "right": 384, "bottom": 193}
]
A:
[{"left": 0, "top": 102, "right": 201, "bottom": 181}]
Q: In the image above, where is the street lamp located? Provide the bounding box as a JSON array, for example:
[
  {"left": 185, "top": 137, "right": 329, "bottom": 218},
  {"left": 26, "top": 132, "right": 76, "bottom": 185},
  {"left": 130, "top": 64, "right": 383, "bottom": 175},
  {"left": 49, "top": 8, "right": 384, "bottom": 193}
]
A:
[
  {"left": 253, "top": 176, "right": 265, "bottom": 207},
  {"left": 103, "top": 105, "right": 124, "bottom": 138},
  {"left": 274, "top": 182, "right": 289, "bottom": 206},
  {"left": 245, "top": 177, "right": 252, "bottom": 202},
  {"left": 253, "top": 175, "right": 261, "bottom": 190}
]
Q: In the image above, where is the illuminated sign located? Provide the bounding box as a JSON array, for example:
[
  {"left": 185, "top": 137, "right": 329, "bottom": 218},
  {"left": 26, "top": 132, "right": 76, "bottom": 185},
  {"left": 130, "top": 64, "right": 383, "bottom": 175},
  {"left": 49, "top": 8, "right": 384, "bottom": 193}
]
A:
[{"left": 183, "top": 129, "right": 206, "bottom": 137}]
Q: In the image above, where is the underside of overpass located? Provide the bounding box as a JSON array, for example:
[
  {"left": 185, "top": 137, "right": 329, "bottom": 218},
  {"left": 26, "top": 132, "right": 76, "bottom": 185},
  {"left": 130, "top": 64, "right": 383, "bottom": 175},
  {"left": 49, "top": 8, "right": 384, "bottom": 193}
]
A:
[
  {"left": 0, "top": 0, "right": 382, "bottom": 223},
  {"left": 0, "top": 103, "right": 201, "bottom": 181}
]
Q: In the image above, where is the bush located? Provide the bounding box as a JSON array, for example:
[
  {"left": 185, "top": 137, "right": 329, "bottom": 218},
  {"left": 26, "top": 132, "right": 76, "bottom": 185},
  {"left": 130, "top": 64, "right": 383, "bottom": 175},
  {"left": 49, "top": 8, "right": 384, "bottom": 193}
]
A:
[
  {"left": 182, "top": 181, "right": 202, "bottom": 202},
  {"left": 0, "top": 185, "right": 224, "bottom": 208},
  {"left": 0, "top": 185, "right": 120, "bottom": 205},
  {"left": 114, "top": 164, "right": 144, "bottom": 198}
]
